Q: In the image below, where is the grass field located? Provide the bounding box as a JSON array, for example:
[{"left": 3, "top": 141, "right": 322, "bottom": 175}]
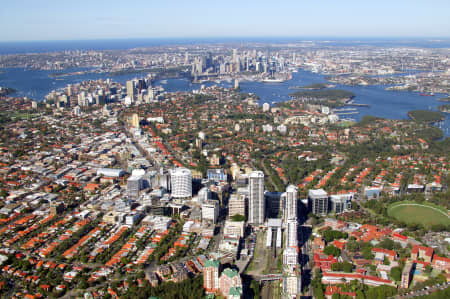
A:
[{"left": 388, "top": 202, "right": 450, "bottom": 227}]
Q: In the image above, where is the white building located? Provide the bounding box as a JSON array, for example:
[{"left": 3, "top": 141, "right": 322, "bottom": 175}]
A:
[
  {"left": 170, "top": 168, "right": 192, "bottom": 199},
  {"left": 329, "top": 192, "right": 353, "bottom": 214},
  {"left": 141, "top": 215, "right": 172, "bottom": 231},
  {"left": 284, "top": 185, "right": 298, "bottom": 221},
  {"left": 228, "top": 194, "right": 246, "bottom": 218},
  {"left": 73, "top": 106, "right": 81, "bottom": 116},
  {"left": 262, "top": 102, "right": 270, "bottom": 112},
  {"left": 283, "top": 247, "right": 298, "bottom": 267},
  {"left": 309, "top": 189, "right": 328, "bottom": 216},
  {"left": 223, "top": 220, "right": 245, "bottom": 238},
  {"left": 286, "top": 219, "right": 298, "bottom": 248},
  {"left": 127, "top": 175, "right": 143, "bottom": 198},
  {"left": 198, "top": 187, "right": 211, "bottom": 205},
  {"left": 198, "top": 131, "right": 206, "bottom": 140},
  {"left": 283, "top": 274, "right": 302, "bottom": 298},
  {"left": 262, "top": 124, "right": 273, "bottom": 133},
  {"left": 125, "top": 213, "right": 142, "bottom": 226},
  {"left": 202, "top": 200, "right": 219, "bottom": 224},
  {"left": 97, "top": 168, "right": 125, "bottom": 178},
  {"left": 321, "top": 106, "right": 330, "bottom": 115},
  {"left": 248, "top": 171, "right": 265, "bottom": 225},
  {"left": 277, "top": 124, "right": 287, "bottom": 134}
]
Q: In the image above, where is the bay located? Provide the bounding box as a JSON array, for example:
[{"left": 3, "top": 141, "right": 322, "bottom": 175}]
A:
[
  {"left": 0, "top": 67, "right": 448, "bottom": 137},
  {"left": 157, "top": 69, "right": 450, "bottom": 137}
]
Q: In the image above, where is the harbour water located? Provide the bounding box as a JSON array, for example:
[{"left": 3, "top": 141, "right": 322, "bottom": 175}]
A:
[{"left": 0, "top": 67, "right": 448, "bottom": 137}]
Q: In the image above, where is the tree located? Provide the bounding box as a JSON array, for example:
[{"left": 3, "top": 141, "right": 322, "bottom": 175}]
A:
[
  {"left": 324, "top": 245, "right": 341, "bottom": 257},
  {"left": 0, "top": 189, "right": 8, "bottom": 198},
  {"left": 231, "top": 214, "right": 245, "bottom": 222},
  {"left": 355, "top": 290, "right": 365, "bottom": 299},
  {"left": 332, "top": 261, "right": 354, "bottom": 273},
  {"left": 250, "top": 280, "right": 261, "bottom": 299},
  {"left": 362, "top": 246, "right": 374, "bottom": 259},
  {"left": 342, "top": 261, "right": 354, "bottom": 273},
  {"left": 378, "top": 238, "right": 395, "bottom": 250},
  {"left": 78, "top": 278, "right": 88, "bottom": 289},
  {"left": 323, "top": 229, "right": 348, "bottom": 243},
  {"left": 346, "top": 240, "right": 359, "bottom": 252},
  {"left": 390, "top": 267, "right": 402, "bottom": 281}
]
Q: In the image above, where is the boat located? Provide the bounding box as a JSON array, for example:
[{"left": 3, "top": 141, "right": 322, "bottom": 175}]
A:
[
  {"left": 262, "top": 78, "right": 285, "bottom": 83},
  {"left": 420, "top": 93, "right": 434, "bottom": 96},
  {"left": 334, "top": 108, "right": 357, "bottom": 112},
  {"left": 335, "top": 111, "right": 359, "bottom": 115}
]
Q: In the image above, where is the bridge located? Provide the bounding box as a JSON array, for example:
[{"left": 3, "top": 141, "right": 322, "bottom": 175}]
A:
[{"left": 254, "top": 274, "right": 283, "bottom": 281}]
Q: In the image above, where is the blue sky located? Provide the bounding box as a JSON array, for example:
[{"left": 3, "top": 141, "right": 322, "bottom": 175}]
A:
[{"left": 1, "top": 0, "right": 449, "bottom": 41}]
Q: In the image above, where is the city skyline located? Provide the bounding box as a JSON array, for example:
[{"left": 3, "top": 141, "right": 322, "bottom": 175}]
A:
[{"left": 1, "top": 0, "right": 450, "bottom": 41}]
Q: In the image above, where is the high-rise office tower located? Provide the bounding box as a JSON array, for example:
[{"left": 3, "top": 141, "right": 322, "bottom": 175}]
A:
[
  {"left": 232, "top": 48, "right": 238, "bottom": 62},
  {"left": 285, "top": 185, "right": 298, "bottom": 221},
  {"left": 170, "top": 168, "right": 192, "bottom": 199},
  {"left": 126, "top": 80, "right": 135, "bottom": 99},
  {"left": 286, "top": 219, "right": 298, "bottom": 248},
  {"left": 248, "top": 171, "right": 265, "bottom": 225}
]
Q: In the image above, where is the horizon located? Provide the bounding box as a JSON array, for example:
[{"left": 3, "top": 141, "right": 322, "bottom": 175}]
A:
[
  {"left": 2, "top": 36, "right": 450, "bottom": 44},
  {"left": 2, "top": 36, "right": 450, "bottom": 55}
]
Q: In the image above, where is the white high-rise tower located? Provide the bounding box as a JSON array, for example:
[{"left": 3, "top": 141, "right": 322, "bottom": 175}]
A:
[
  {"left": 285, "top": 185, "right": 298, "bottom": 221},
  {"left": 170, "top": 168, "right": 192, "bottom": 199}
]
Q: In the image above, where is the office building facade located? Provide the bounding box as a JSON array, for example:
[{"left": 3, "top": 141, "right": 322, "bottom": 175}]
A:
[
  {"left": 248, "top": 171, "right": 265, "bottom": 225},
  {"left": 309, "top": 189, "right": 328, "bottom": 216},
  {"left": 285, "top": 185, "right": 298, "bottom": 221}
]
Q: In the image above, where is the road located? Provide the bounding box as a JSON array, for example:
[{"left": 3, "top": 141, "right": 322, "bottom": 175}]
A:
[{"left": 395, "top": 283, "right": 449, "bottom": 298}]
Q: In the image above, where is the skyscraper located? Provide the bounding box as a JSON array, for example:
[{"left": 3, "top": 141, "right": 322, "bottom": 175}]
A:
[
  {"left": 232, "top": 48, "right": 238, "bottom": 62},
  {"left": 286, "top": 218, "right": 298, "bottom": 248},
  {"left": 248, "top": 171, "right": 265, "bottom": 225},
  {"left": 170, "top": 168, "right": 192, "bottom": 199},
  {"left": 126, "top": 80, "right": 135, "bottom": 99},
  {"left": 285, "top": 185, "right": 298, "bottom": 221},
  {"left": 131, "top": 113, "right": 140, "bottom": 128}
]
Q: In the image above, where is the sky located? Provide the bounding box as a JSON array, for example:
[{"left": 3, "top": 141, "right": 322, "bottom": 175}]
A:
[{"left": 1, "top": 0, "right": 450, "bottom": 41}]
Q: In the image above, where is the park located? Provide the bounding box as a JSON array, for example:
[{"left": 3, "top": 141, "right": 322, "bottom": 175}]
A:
[{"left": 388, "top": 202, "right": 450, "bottom": 228}]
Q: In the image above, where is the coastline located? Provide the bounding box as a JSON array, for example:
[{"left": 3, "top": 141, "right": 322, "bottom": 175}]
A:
[{"left": 407, "top": 110, "right": 445, "bottom": 123}]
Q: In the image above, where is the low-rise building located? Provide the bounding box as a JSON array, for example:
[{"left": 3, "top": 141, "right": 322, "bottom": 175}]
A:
[{"left": 223, "top": 220, "right": 245, "bottom": 238}]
